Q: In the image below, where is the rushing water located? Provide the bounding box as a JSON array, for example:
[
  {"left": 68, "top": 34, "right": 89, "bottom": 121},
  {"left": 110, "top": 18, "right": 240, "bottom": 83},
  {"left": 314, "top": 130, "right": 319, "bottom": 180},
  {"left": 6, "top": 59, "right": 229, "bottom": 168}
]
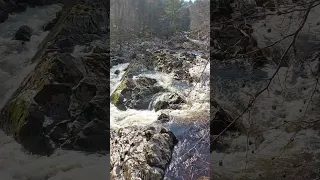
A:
[
  {"left": 110, "top": 51, "right": 210, "bottom": 179},
  {"left": 0, "top": 5, "right": 109, "bottom": 180}
]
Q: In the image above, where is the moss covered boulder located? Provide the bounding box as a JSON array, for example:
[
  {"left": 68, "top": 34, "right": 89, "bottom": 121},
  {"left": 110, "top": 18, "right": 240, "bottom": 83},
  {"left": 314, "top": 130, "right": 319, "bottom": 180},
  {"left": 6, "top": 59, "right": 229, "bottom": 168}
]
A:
[
  {"left": 0, "top": 0, "right": 110, "bottom": 155},
  {"left": 111, "top": 75, "right": 165, "bottom": 111}
]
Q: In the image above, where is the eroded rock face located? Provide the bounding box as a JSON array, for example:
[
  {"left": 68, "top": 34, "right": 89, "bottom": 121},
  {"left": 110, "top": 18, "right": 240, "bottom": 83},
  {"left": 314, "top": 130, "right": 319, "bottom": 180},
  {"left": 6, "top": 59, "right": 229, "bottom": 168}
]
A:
[
  {"left": 110, "top": 125, "right": 178, "bottom": 180},
  {"left": 0, "top": 1, "right": 110, "bottom": 155}
]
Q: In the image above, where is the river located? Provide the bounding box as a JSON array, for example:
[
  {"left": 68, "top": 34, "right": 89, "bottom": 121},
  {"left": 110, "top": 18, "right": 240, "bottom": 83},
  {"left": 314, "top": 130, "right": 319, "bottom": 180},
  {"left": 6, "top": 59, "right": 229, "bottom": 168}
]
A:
[
  {"left": 110, "top": 50, "right": 210, "bottom": 179},
  {"left": 0, "top": 5, "right": 109, "bottom": 180}
]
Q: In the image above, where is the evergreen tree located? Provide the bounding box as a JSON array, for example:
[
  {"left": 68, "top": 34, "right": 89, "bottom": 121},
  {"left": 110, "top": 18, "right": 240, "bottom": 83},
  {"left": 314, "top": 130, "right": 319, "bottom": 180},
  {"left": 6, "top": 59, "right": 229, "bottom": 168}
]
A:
[{"left": 164, "top": 0, "right": 183, "bottom": 36}]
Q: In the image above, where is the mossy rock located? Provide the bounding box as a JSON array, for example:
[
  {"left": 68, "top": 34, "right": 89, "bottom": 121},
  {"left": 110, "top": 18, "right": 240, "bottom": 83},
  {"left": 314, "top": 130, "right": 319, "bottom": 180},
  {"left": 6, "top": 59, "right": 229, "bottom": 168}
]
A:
[
  {"left": 110, "top": 63, "right": 135, "bottom": 110},
  {"left": 6, "top": 97, "right": 31, "bottom": 139},
  {"left": 154, "top": 101, "right": 169, "bottom": 112},
  {"left": 111, "top": 78, "right": 128, "bottom": 110}
]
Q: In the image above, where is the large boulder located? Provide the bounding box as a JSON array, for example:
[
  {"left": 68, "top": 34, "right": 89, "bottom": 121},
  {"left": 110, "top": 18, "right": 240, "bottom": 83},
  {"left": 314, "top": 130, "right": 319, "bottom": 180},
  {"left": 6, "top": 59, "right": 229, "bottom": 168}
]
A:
[
  {"left": 14, "top": 25, "right": 33, "bottom": 41},
  {"left": 154, "top": 93, "right": 185, "bottom": 112},
  {"left": 110, "top": 125, "right": 178, "bottom": 180},
  {"left": 0, "top": 1, "right": 109, "bottom": 155},
  {"left": 43, "top": 17, "right": 58, "bottom": 31},
  {"left": 111, "top": 75, "right": 165, "bottom": 111}
]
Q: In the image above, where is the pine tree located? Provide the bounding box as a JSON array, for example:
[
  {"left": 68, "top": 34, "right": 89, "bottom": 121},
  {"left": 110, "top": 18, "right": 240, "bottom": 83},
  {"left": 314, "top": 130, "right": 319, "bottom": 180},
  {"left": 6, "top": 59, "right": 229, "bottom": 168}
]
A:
[{"left": 164, "top": 0, "right": 183, "bottom": 36}]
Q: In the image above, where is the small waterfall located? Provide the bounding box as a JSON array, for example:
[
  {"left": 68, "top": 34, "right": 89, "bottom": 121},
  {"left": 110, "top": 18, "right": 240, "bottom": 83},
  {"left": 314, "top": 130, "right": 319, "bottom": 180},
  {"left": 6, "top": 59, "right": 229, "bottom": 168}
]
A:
[{"left": 110, "top": 50, "right": 210, "bottom": 178}]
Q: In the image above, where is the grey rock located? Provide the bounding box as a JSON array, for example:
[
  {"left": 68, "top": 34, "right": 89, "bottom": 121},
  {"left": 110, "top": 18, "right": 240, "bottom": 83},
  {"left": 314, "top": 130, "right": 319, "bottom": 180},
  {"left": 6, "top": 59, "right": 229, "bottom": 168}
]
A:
[
  {"left": 14, "top": 25, "right": 33, "bottom": 41},
  {"left": 0, "top": 1, "right": 109, "bottom": 155},
  {"left": 157, "top": 113, "right": 170, "bottom": 123},
  {"left": 154, "top": 93, "right": 185, "bottom": 111},
  {"left": 110, "top": 125, "right": 177, "bottom": 180},
  {"left": 111, "top": 76, "right": 165, "bottom": 111}
]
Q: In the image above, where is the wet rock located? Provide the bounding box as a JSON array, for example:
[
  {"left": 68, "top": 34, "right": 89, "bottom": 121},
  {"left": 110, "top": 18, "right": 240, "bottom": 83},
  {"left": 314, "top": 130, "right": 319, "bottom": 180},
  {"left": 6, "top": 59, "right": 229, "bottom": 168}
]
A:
[
  {"left": 111, "top": 76, "right": 165, "bottom": 111},
  {"left": 42, "top": 18, "right": 57, "bottom": 31},
  {"left": 0, "top": 1, "right": 109, "bottom": 155},
  {"left": 14, "top": 25, "right": 33, "bottom": 41},
  {"left": 157, "top": 113, "right": 170, "bottom": 123},
  {"left": 18, "top": 103, "right": 54, "bottom": 155},
  {"left": 66, "top": 78, "right": 109, "bottom": 151},
  {"left": 131, "top": 86, "right": 165, "bottom": 109},
  {"left": 73, "top": 118, "right": 109, "bottom": 152},
  {"left": 34, "top": 83, "right": 73, "bottom": 118},
  {"left": 111, "top": 56, "right": 126, "bottom": 67},
  {"left": 110, "top": 125, "right": 177, "bottom": 179},
  {"left": 135, "top": 76, "right": 157, "bottom": 87},
  {"left": 0, "top": 10, "right": 8, "bottom": 23},
  {"left": 49, "top": 53, "right": 84, "bottom": 84},
  {"left": 173, "top": 69, "right": 193, "bottom": 82},
  {"left": 154, "top": 93, "right": 185, "bottom": 111},
  {"left": 154, "top": 101, "right": 169, "bottom": 112}
]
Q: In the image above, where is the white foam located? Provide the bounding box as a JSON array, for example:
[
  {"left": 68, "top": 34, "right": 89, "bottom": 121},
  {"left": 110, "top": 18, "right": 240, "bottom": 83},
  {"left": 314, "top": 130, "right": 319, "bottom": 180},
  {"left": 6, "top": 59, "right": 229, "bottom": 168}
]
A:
[
  {"left": 110, "top": 54, "right": 210, "bottom": 129},
  {"left": 0, "top": 5, "right": 109, "bottom": 180}
]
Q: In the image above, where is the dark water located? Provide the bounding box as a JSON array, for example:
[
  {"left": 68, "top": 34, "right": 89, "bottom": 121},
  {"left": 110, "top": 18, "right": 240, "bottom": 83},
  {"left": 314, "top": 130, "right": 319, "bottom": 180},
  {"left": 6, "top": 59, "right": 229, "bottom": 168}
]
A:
[{"left": 164, "top": 121, "right": 210, "bottom": 180}]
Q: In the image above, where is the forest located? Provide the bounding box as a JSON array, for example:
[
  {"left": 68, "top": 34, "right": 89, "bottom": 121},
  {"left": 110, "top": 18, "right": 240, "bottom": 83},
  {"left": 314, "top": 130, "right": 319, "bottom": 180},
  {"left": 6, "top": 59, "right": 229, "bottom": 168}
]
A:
[{"left": 110, "top": 0, "right": 209, "bottom": 45}]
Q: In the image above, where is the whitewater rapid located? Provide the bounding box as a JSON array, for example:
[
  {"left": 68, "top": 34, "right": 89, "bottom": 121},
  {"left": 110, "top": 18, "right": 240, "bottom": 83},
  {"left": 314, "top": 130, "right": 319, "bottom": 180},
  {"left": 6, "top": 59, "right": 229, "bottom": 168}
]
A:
[
  {"left": 0, "top": 5, "right": 109, "bottom": 180},
  {"left": 110, "top": 50, "right": 210, "bottom": 179},
  {"left": 110, "top": 55, "right": 210, "bottom": 129}
]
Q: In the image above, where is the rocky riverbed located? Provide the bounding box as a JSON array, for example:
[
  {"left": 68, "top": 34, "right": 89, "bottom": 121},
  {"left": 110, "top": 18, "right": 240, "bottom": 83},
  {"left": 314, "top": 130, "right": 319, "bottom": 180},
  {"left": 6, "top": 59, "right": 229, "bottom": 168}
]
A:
[
  {"left": 109, "top": 36, "right": 210, "bottom": 179},
  {"left": 0, "top": 0, "right": 210, "bottom": 179}
]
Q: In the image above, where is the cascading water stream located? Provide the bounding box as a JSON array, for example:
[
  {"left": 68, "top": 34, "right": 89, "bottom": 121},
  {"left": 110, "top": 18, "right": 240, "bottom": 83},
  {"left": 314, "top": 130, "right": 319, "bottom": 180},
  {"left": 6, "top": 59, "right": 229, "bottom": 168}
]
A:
[
  {"left": 0, "top": 5, "right": 109, "bottom": 180},
  {"left": 110, "top": 51, "right": 210, "bottom": 179}
]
